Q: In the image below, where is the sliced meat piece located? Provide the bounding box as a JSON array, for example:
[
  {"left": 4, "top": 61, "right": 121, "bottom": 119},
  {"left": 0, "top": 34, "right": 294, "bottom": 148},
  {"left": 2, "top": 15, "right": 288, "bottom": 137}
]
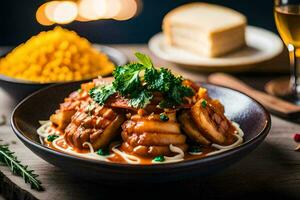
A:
[
  {"left": 91, "top": 114, "right": 125, "bottom": 149},
  {"left": 121, "top": 112, "right": 188, "bottom": 157},
  {"left": 64, "top": 104, "right": 125, "bottom": 150},
  {"left": 50, "top": 110, "right": 76, "bottom": 130},
  {"left": 191, "top": 99, "right": 236, "bottom": 145},
  {"left": 178, "top": 110, "right": 211, "bottom": 145}
]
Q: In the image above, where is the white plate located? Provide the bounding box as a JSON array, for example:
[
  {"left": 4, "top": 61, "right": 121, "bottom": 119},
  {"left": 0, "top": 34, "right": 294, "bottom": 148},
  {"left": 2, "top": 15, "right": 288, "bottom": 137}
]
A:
[{"left": 148, "top": 26, "right": 283, "bottom": 71}]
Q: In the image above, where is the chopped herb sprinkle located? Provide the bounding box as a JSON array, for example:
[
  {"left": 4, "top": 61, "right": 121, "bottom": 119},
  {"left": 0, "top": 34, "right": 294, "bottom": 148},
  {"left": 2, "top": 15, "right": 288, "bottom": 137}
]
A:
[
  {"left": 189, "top": 146, "right": 202, "bottom": 153},
  {"left": 96, "top": 149, "right": 110, "bottom": 156},
  {"left": 201, "top": 100, "right": 207, "bottom": 108},
  {"left": 47, "top": 135, "right": 59, "bottom": 142},
  {"left": 153, "top": 155, "right": 165, "bottom": 162},
  {"left": 159, "top": 113, "right": 169, "bottom": 122}
]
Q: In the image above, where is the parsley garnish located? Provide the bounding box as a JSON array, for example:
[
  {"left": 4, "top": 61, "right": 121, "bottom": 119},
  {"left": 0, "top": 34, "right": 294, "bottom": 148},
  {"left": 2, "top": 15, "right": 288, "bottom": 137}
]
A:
[
  {"left": 128, "top": 89, "right": 152, "bottom": 108},
  {"left": 159, "top": 113, "right": 169, "bottom": 122},
  {"left": 47, "top": 134, "right": 59, "bottom": 142},
  {"left": 153, "top": 155, "right": 165, "bottom": 162},
  {"left": 189, "top": 146, "right": 202, "bottom": 153},
  {"left": 89, "top": 84, "right": 116, "bottom": 105},
  {"left": 112, "top": 63, "right": 147, "bottom": 96},
  {"left": 96, "top": 149, "right": 110, "bottom": 156},
  {"left": 89, "top": 52, "right": 194, "bottom": 108},
  {"left": 201, "top": 100, "right": 207, "bottom": 108},
  {"left": 135, "top": 52, "right": 153, "bottom": 67}
]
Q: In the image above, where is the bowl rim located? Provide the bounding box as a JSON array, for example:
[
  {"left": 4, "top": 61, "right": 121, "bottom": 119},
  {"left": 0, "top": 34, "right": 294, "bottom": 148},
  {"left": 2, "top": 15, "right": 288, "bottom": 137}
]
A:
[
  {"left": 0, "top": 44, "right": 127, "bottom": 85},
  {"left": 10, "top": 81, "right": 271, "bottom": 170}
]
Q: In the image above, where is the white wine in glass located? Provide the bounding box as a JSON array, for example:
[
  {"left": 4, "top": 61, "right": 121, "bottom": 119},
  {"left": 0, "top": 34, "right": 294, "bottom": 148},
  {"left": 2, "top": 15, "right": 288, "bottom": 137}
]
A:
[{"left": 275, "top": 0, "right": 300, "bottom": 100}]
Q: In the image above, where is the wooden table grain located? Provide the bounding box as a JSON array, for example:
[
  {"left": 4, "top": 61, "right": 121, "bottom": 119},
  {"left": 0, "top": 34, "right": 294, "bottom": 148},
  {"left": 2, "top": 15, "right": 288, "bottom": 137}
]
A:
[{"left": 0, "top": 45, "right": 299, "bottom": 200}]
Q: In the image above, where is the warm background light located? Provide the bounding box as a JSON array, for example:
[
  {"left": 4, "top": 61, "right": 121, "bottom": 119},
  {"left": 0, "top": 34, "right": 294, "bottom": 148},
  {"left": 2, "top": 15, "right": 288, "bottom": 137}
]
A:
[
  {"left": 44, "top": 1, "right": 60, "bottom": 22},
  {"left": 36, "top": 3, "right": 54, "bottom": 26},
  {"left": 36, "top": 0, "right": 141, "bottom": 25},
  {"left": 89, "top": 0, "right": 108, "bottom": 19},
  {"left": 52, "top": 1, "right": 78, "bottom": 24},
  {"left": 75, "top": 15, "right": 90, "bottom": 22},
  {"left": 113, "top": 0, "right": 138, "bottom": 21},
  {"left": 102, "top": 0, "right": 122, "bottom": 19},
  {"left": 78, "top": 0, "right": 99, "bottom": 20}
]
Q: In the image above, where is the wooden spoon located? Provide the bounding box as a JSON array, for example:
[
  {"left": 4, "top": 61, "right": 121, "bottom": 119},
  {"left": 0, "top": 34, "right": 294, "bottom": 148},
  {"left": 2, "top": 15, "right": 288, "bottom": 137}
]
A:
[
  {"left": 207, "top": 73, "right": 300, "bottom": 118},
  {"left": 265, "top": 77, "right": 290, "bottom": 97}
]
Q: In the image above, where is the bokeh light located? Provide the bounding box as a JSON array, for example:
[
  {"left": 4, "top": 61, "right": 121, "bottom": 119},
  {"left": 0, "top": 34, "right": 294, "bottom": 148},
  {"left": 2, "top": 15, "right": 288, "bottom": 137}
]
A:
[
  {"left": 113, "top": 0, "right": 138, "bottom": 21},
  {"left": 75, "top": 15, "right": 91, "bottom": 22},
  {"left": 90, "top": 0, "right": 107, "bottom": 19},
  {"left": 52, "top": 1, "right": 78, "bottom": 24},
  {"left": 78, "top": 0, "right": 99, "bottom": 20},
  {"left": 36, "top": 0, "right": 141, "bottom": 25},
  {"left": 36, "top": 3, "right": 54, "bottom": 26},
  {"left": 44, "top": 1, "right": 60, "bottom": 22},
  {"left": 102, "top": 0, "right": 122, "bottom": 19}
]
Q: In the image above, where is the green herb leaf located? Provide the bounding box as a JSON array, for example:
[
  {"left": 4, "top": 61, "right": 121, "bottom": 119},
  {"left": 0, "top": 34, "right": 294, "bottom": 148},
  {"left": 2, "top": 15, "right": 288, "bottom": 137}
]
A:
[
  {"left": 89, "top": 84, "right": 115, "bottom": 105},
  {"left": 135, "top": 52, "right": 153, "bottom": 68},
  {"left": 96, "top": 149, "right": 110, "bottom": 156},
  {"left": 153, "top": 155, "right": 165, "bottom": 162},
  {"left": 113, "top": 63, "right": 145, "bottom": 95},
  {"left": 201, "top": 100, "right": 207, "bottom": 108},
  {"left": 128, "top": 89, "right": 152, "bottom": 108},
  {"left": 159, "top": 113, "right": 169, "bottom": 122},
  {"left": 145, "top": 67, "right": 193, "bottom": 107},
  {"left": 145, "top": 68, "right": 173, "bottom": 92},
  {"left": 47, "top": 135, "right": 59, "bottom": 142},
  {"left": 0, "top": 144, "right": 43, "bottom": 191},
  {"left": 171, "top": 84, "right": 194, "bottom": 104},
  {"left": 158, "top": 100, "right": 175, "bottom": 109},
  {"left": 189, "top": 146, "right": 202, "bottom": 153}
]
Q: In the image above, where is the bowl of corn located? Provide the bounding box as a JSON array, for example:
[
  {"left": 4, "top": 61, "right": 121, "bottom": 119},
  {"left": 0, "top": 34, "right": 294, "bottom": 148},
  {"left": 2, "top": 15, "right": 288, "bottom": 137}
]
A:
[{"left": 0, "top": 27, "right": 127, "bottom": 101}]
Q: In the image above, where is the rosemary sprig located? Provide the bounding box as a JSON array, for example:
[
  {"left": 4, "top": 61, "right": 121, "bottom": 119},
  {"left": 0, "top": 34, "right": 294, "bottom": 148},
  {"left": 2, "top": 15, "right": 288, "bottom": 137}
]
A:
[{"left": 0, "top": 144, "right": 43, "bottom": 191}]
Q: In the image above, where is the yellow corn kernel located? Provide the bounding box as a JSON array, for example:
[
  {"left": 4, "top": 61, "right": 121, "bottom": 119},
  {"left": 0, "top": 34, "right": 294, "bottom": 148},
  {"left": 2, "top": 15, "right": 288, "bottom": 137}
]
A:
[{"left": 0, "top": 26, "right": 114, "bottom": 83}]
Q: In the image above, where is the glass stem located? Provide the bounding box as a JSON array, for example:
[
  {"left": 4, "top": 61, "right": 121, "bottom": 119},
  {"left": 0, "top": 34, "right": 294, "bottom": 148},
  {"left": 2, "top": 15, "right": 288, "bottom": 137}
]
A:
[{"left": 288, "top": 44, "right": 299, "bottom": 96}]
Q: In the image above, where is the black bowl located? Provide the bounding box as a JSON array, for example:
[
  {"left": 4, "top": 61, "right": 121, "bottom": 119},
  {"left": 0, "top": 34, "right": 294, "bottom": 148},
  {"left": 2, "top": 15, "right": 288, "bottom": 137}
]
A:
[
  {"left": 0, "top": 45, "right": 127, "bottom": 102},
  {"left": 11, "top": 82, "right": 271, "bottom": 183}
]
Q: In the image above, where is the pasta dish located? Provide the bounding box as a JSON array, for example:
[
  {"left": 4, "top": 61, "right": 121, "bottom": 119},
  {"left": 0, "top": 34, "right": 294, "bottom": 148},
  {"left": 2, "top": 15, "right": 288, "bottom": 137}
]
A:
[{"left": 37, "top": 52, "right": 244, "bottom": 164}]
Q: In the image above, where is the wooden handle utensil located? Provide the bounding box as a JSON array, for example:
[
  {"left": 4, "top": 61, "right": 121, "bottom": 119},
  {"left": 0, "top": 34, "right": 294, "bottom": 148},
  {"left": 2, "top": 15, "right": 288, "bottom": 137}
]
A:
[{"left": 207, "top": 73, "right": 300, "bottom": 118}]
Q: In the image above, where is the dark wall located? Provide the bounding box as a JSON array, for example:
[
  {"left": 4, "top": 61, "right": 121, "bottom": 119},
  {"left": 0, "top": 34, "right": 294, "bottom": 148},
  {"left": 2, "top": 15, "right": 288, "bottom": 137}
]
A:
[{"left": 0, "top": 0, "right": 275, "bottom": 45}]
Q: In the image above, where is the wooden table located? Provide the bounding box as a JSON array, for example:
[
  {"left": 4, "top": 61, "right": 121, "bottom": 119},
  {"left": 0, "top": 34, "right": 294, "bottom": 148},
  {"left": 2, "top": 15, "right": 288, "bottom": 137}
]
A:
[{"left": 0, "top": 45, "right": 299, "bottom": 200}]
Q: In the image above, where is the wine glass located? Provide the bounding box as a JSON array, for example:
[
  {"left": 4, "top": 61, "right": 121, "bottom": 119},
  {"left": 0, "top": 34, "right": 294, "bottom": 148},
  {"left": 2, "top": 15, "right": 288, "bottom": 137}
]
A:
[{"left": 274, "top": 0, "right": 300, "bottom": 100}]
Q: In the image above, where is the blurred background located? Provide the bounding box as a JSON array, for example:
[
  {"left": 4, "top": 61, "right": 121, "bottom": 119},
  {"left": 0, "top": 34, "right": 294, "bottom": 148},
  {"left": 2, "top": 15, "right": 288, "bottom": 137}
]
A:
[{"left": 0, "top": 0, "right": 275, "bottom": 45}]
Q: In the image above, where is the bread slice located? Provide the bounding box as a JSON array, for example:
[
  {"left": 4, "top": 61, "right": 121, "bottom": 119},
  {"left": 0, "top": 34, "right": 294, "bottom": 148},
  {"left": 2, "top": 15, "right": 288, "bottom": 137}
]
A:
[{"left": 163, "top": 3, "right": 247, "bottom": 57}]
